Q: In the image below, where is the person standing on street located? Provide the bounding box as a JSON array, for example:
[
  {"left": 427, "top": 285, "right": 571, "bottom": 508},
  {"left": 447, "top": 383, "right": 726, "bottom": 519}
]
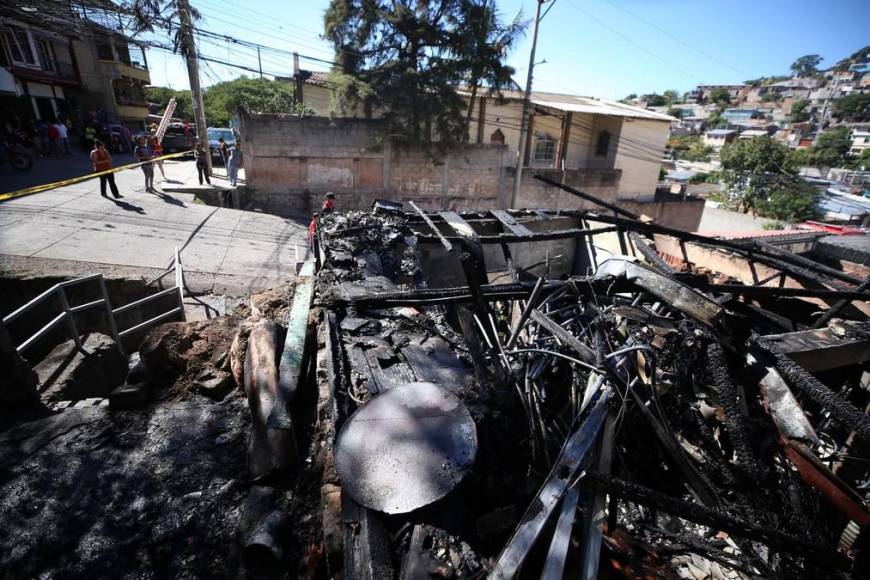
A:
[
  {"left": 150, "top": 135, "right": 166, "bottom": 180},
  {"left": 83, "top": 124, "right": 96, "bottom": 152},
  {"left": 133, "top": 135, "right": 155, "bottom": 192},
  {"left": 227, "top": 142, "right": 242, "bottom": 187},
  {"left": 46, "top": 121, "right": 59, "bottom": 158},
  {"left": 193, "top": 139, "right": 210, "bottom": 185},
  {"left": 218, "top": 137, "right": 229, "bottom": 168},
  {"left": 55, "top": 121, "right": 70, "bottom": 155},
  {"left": 90, "top": 140, "right": 121, "bottom": 199}
]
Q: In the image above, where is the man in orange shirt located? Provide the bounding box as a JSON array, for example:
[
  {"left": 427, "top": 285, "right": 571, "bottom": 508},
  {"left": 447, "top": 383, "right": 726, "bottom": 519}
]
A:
[{"left": 90, "top": 140, "right": 121, "bottom": 199}]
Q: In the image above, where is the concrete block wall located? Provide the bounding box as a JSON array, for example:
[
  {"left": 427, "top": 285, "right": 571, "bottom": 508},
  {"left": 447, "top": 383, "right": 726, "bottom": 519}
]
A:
[
  {"left": 513, "top": 168, "right": 622, "bottom": 210},
  {"left": 237, "top": 112, "right": 701, "bottom": 229},
  {"left": 239, "top": 112, "right": 508, "bottom": 213}
]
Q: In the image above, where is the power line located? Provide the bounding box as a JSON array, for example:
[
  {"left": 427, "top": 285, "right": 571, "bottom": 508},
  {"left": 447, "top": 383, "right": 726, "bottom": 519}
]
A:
[
  {"left": 598, "top": 0, "right": 751, "bottom": 79},
  {"left": 561, "top": 0, "right": 706, "bottom": 84}
]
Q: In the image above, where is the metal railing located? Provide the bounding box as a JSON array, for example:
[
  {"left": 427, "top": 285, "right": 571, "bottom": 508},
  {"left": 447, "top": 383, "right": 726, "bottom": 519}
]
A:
[{"left": 2, "top": 248, "right": 186, "bottom": 357}]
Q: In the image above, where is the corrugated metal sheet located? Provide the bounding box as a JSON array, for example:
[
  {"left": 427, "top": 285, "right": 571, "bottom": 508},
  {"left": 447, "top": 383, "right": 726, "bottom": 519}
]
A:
[
  {"left": 457, "top": 88, "right": 675, "bottom": 122},
  {"left": 528, "top": 94, "right": 676, "bottom": 122}
]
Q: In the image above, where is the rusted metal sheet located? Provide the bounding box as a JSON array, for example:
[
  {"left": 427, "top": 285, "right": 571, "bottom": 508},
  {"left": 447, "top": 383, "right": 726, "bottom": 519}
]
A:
[
  {"left": 782, "top": 439, "right": 870, "bottom": 527},
  {"left": 762, "top": 321, "right": 870, "bottom": 372},
  {"left": 336, "top": 381, "right": 477, "bottom": 514}
]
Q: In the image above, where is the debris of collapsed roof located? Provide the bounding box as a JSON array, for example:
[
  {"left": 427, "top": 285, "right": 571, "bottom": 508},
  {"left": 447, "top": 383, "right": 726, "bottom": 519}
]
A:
[{"left": 313, "top": 202, "right": 870, "bottom": 579}]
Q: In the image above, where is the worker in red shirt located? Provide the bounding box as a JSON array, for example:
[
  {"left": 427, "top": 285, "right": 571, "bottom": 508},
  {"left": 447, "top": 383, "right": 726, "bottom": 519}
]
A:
[
  {"left": 309, "top": 212, "right": 319, "bottom": 253},
  {"left": 322, "top": 192, "right": 336, "bottom": 213}
]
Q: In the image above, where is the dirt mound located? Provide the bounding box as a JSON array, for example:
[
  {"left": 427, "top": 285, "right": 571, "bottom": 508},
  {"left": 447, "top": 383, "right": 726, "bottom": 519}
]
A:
[{"left": 139, "top": 317, "right": 242, "bottom": 400}]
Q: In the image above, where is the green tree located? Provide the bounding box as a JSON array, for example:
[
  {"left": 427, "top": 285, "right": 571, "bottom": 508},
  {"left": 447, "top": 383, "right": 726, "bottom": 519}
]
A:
[
  {"left": 790, "top": 54, "right": 822, "bottom": 77},
  {"left": 145, "top": 86, "right": 193, "bottom": 120},
  {"left": 203, "top": 77, "right": 311, "bottom": 125},
  {"left": 849, "top": 148, "right": 870, "bottom": 170},
  {"left": 833, "top": 94, "right": 870, "bottom": 122},
  {"left": 813, "top": 127, "right": 852, "bottom": 168},
  {"left": 833, "top": 45, "right": 870, "bottom": 71},
  {"left": 662, "top": 89, "right": 680, "bottom": 105},
  {"left": 708, "top": 88, "right": 732, "bottom": 106},
  {"left": 668, "top": 135, "right": 714, "bottom": 162},
  {"left": 720, "top": 136, "right": 818, "bottom": 221},
  {"left": 706, "top": 109, "right": 726, "bottom": 129},
  {"left": 644, "top": 93, "right": 667, "bottom": 106},
  {"left": 790, "top": 99, "right": 810, "bottom": 122},
  {"left": 323, "top": 0, "right": 525, "bottom": 145}
]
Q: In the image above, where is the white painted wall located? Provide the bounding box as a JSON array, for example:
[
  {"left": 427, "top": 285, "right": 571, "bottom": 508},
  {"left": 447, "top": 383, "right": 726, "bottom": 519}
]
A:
[{"left": 614, "top": 118, "right": 669, "bottom": 199}]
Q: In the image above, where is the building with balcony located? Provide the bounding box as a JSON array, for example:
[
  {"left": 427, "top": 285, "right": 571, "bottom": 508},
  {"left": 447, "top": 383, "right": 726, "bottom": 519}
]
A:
[
  {"left": 0, "top": 16, "right": 82, "bottom": 123},
  {"left": 73, "top": 21, "right": 150, "bottom": 128}
]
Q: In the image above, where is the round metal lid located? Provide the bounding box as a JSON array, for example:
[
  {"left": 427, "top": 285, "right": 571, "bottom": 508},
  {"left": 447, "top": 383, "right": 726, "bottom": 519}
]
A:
[{"left": 335, "top": 381, "right": 478, "bottom": 514}]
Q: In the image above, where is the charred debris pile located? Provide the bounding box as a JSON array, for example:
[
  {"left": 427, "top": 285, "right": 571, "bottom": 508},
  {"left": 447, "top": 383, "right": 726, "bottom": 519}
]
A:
[{"left": 310, "top": 199, "right": 870, "bottom": 579}]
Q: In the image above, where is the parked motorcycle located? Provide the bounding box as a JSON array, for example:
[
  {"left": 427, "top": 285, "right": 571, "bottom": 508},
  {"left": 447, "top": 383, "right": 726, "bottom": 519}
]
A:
[{"left": 0, "top": 133, "right": 34, "bottom": 171}]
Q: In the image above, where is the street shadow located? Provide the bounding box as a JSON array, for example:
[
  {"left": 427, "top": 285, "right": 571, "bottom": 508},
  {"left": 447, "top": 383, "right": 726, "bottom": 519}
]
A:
[
  {"left": 152, "top": 192, "right": 186, "bottom": 207},
  {"left": 110, "top": 198, "right": 146, "bottom": 214},
  {"left": 162, "top": 179, "right": 184, "bottom": 185}
]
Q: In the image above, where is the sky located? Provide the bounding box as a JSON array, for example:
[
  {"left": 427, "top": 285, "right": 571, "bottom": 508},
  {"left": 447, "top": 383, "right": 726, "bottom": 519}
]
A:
[{"left": 144, "top": 0, "right": 870, "bottom": 101}]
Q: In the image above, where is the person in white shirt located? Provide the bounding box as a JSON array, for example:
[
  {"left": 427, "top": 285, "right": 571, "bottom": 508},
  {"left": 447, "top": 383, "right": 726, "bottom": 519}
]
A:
[{"left": 55, "top": 122, "right": 70, "bottom": 155}]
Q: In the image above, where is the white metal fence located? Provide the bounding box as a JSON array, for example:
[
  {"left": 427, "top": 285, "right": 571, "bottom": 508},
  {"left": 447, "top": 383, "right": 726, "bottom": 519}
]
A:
[{"left": 2, "top": 249, "right": 186, "bottom": 357}]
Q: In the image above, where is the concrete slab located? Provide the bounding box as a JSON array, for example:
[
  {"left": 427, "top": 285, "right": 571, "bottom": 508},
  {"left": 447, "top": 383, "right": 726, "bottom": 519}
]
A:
[{"left": 0, "top": 161, "right": 306, "bottom": 295}]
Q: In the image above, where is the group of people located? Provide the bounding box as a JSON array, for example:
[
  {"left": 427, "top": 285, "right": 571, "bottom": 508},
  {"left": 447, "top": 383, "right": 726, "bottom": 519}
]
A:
[
  {"left": 34, "top": 119, "right": 72, "bottom": 157},
  {"left": 89, "top": 133, "right": 243, "bottom": 196}
]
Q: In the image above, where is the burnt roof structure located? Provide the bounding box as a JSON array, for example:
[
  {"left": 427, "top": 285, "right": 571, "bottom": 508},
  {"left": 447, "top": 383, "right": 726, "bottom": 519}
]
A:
[{"left": 310, "top": 179, "right": 870, "bottom": 579}]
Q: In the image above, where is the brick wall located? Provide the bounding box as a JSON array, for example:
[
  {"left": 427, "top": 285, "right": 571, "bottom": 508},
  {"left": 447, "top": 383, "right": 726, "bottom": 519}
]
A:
[
  {"left": 239, "top": 112, "right": 508, "bottom": 213},
  {"left": 237, "top": 112, "right": 698, "bottom": 229}
]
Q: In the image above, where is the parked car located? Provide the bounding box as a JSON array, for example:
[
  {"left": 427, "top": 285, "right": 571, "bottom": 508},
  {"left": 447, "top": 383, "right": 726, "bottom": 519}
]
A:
[
  {"left": 107, "top": 124, "right": 131, "bottom": 153},
  {"left": 161, "top": 122, "right": 197, "bottom": 155},
  {"left": 207, "top": 127, "right": 236, "bottom": 164}
]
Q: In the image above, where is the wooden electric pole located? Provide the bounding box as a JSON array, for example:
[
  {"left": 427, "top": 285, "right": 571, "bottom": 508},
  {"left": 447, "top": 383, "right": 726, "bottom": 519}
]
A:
[
  {"left": 177, "top": 0, "right": 212, "bottom": 174},
  {"left": 511, "top": 0, "right": 546, "bottom": 209}
]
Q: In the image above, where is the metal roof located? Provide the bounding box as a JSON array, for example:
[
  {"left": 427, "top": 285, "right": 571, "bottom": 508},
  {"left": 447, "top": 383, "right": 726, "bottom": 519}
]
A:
[{"left": 459, "top": 88, "right": 676, "bottom": 122}]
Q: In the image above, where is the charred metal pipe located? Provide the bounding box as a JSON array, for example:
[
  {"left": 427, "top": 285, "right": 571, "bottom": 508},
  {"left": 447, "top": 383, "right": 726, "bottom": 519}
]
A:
[
  {"left": 244, "top": 320, "right": 298, "bottom": 479},
  {"left": 238, "top": 486, "right": 289, "bottom": 572},
  {"left": 758, "top": 341, "right": 870, "bottom": 444}
]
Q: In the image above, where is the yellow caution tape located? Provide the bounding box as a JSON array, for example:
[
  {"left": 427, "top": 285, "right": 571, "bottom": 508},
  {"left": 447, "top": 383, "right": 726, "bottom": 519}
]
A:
[{"left": 0, "top": 150, "right": 196, "bottom": 203}]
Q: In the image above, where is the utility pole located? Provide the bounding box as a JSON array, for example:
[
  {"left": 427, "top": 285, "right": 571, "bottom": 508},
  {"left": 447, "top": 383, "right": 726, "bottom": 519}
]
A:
[
  {"left": 257, "top": 46, "right": 263, "bottom": 78},
  {"left": 177, "top": 0, "right": 212, "bottom": 174},
  {"left": 511, "top": 0, "right": 546, "bottom": 209}
]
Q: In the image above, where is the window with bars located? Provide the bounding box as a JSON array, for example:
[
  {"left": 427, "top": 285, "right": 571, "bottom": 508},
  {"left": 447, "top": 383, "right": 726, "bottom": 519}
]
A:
[{"left": 533, "top": 133, "right": 555, "bottom": 163}]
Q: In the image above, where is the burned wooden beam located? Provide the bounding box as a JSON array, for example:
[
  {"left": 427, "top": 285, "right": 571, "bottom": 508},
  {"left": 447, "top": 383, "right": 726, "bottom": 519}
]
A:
[
  {"left": 438, "top": 210, "right": 479, "bottom": 239},
  {"left": 696, "top": 282, "right": 870, "bottom": 302},
  {"left": 761, "top": 321, "right": 870, "bottom": 372},
  {"left": 490, "top": 387, "right": 611, "bottom": 579},
  {"left": 585, "top": 473, "right": 852, "bottom": 571},
  {"left": 491, "top": 209, "right": 535, "bottom": 238},
  {"left": 416, "top": 225, "right": 619, "bottom": 245},
  {"left": 409, "top": 201, "right": 452, "bottom": 252}
]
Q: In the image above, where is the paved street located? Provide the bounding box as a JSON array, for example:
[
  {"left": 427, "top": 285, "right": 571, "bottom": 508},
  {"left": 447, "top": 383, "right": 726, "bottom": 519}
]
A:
[{"left": 0, "top": 159, "right": 307, "bottom": 296}]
